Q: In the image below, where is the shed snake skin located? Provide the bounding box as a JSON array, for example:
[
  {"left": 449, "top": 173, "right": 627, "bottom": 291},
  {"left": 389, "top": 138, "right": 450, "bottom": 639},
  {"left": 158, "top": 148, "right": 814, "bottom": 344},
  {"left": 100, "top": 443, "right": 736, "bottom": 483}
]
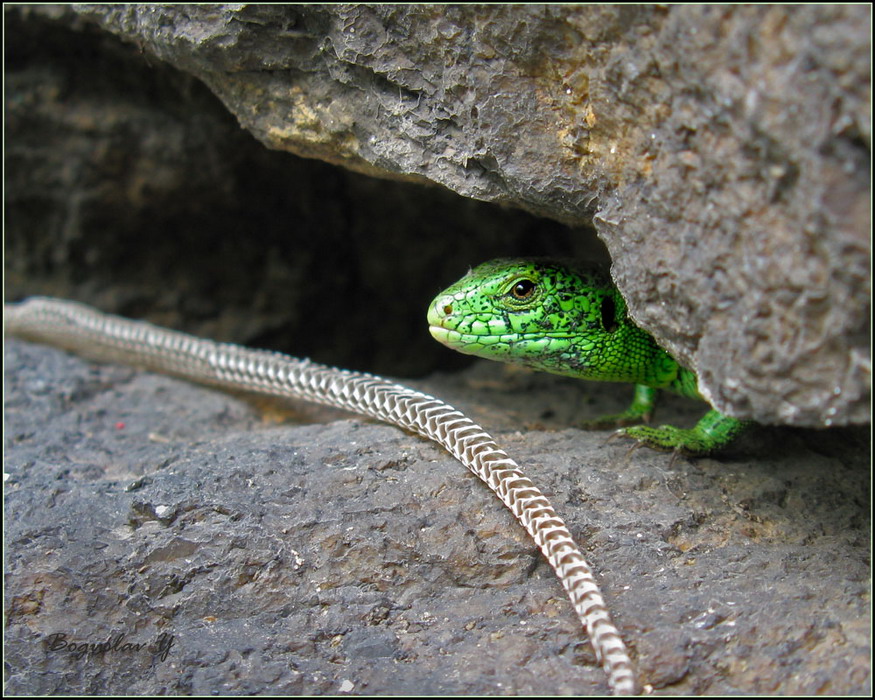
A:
[{"left": 6, "top": 297, "right": 638, "bottom": 695}]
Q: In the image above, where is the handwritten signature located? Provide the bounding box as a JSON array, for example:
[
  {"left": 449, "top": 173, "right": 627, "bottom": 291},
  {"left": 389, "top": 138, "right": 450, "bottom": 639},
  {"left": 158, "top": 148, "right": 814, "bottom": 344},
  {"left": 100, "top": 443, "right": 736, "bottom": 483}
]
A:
[{"left": 44, "top": 632, "right": 175, "bottom": 662}]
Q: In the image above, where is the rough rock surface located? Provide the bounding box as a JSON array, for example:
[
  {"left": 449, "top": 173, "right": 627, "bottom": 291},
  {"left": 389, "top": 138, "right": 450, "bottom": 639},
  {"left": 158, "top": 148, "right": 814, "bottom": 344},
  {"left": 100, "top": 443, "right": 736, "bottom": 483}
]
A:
[
  {"left": 5, "top": 339, "right": 870, "bottom": 695},
  {"left": 3, "top": 8, "right": 871, "bottom": 692},
  {"left": 57, "top": 3, "right": 869, "bottom": 427},
  {"left": 4, "top": 4, "right": 599, "bottom": 380}
]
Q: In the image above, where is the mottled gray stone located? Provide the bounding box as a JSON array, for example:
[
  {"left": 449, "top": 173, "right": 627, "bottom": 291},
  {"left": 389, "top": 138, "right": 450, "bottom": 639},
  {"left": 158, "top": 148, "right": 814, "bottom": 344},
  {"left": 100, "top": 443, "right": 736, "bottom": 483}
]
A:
[
  {"left": 63, "top": 3, "right": 870, "bottom": 427},
  {"left": 2, "top": 10, "right": 872, "bottom": 692},
  {"left": 4, "top": 4, "right": 595, "bottom": 380},
  {"left": 5, "top": 339, "right": 870, "bottom": 694}
]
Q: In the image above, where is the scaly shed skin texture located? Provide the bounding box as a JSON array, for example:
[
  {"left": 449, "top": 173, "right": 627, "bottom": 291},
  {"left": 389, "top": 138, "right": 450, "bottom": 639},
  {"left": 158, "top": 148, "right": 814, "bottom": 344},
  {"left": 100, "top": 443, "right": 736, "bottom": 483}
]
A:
[{"left": 428, "top": 259, "right": 749, "bottom": 454}]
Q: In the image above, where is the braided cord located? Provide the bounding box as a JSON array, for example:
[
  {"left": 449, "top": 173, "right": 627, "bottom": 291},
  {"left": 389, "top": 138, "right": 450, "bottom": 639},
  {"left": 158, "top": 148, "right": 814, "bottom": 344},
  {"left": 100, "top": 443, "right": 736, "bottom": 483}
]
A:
[{"left": 5, "top": 297, "right": 637, "bottom": 695}]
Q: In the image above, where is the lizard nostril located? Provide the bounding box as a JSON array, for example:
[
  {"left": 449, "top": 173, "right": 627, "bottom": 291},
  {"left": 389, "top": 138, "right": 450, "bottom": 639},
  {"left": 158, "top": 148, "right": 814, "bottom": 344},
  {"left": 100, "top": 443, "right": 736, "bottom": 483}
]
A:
[{"left": 442, "top": 303, "right": 453, "bottom": 315}]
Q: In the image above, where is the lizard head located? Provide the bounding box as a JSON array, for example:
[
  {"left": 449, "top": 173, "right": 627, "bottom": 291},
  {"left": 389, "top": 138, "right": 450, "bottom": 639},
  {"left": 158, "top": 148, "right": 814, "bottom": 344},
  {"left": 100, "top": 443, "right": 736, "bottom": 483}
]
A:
[{"left": 427, "top": 258, "right": 629, "bottom": 379}]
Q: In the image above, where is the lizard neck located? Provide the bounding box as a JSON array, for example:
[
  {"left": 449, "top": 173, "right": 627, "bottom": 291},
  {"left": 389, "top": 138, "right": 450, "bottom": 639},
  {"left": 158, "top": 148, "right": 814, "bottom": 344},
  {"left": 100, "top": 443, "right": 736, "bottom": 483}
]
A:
[
  {"left": 609, "top": 322, "right": 703, "bottom": 400},
  {"left": 524, "top": 321, "right": 702, "bottom": 402}
]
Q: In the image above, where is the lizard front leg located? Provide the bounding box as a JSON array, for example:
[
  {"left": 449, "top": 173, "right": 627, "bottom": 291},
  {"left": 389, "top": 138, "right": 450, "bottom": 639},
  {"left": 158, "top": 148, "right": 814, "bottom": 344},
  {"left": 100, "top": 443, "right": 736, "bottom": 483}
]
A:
[
  {"left": 618, "top": 409, "right": 752, "bottom": 455},
  {"left": 581, "top": 384, "right": 657, "bottom": 428}
]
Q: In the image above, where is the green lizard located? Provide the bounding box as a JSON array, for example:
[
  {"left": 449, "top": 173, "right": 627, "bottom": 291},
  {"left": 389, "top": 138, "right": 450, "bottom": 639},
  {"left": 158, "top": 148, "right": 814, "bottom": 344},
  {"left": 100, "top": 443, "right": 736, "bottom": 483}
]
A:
[{"left": 427, "top": 258, "right": 751, "bottom": 455}]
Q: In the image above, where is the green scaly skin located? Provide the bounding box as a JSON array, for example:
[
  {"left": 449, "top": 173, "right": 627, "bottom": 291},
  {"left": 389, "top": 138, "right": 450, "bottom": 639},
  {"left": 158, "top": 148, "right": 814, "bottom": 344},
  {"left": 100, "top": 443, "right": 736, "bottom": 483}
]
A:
[{"left": 427, "top": 259, "right": 751, "bottom": 455}]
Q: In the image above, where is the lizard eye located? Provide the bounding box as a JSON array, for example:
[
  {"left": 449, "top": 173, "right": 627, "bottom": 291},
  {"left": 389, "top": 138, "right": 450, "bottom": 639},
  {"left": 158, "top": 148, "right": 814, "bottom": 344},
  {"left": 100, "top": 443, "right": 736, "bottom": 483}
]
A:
[{"left": 510, "top": 279, "right": 536, "bottom": 300}]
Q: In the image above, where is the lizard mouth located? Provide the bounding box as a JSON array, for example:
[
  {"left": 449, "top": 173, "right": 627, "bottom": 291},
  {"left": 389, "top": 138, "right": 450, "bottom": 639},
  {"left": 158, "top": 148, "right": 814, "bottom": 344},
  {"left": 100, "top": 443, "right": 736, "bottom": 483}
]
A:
[
  {"left": 428, "top": 325, "right": 454, "bottom": 344},
  {"left": 428, "top": 325, "right": 487, "bottom": 353},
  {"left": 430, "top": 325, "right": 577, "bottom": 347}
]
